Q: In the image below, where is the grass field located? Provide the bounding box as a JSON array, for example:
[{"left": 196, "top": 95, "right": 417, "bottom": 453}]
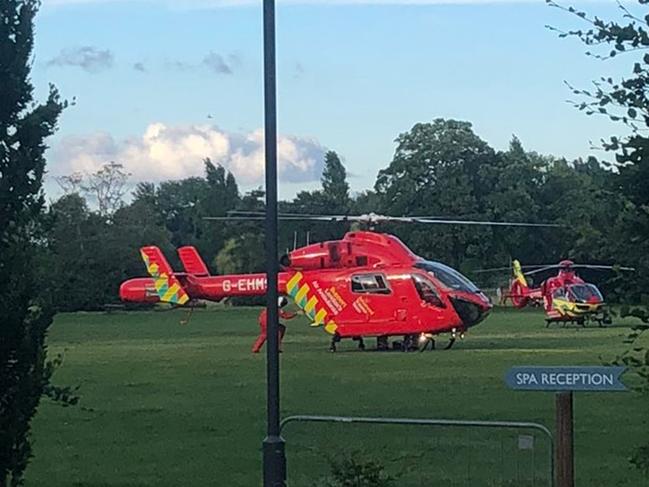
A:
[{"left": 24, "top": 307, "right": 648, "bottom": 486}]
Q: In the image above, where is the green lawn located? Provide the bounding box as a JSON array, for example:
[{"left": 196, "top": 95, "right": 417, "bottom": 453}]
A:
[{"left": 25, "top": 307, "right": 648, "bottom": 486}]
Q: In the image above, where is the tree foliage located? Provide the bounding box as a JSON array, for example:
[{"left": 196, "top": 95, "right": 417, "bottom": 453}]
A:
[
  {"left": 0, "top": 0, "right": 67, "bottom": 483},
  {"left": 81, "top": 162, "right": 130, "bottom": 217},
  {"left": 549, "top": 0, "right": 649, "bottom": 476},
  {"left": 321, "top": 150, "right": 350, "bottom": 209}
]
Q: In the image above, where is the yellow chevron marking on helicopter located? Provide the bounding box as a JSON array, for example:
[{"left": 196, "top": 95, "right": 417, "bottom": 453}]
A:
[
  {"left": 162, "top": 283, "right": 181, "bottom": 302},
  {"left": 140, "top": 249, "right": 189, "bottom": 305},
  {"left": 286, "top": 272, "right": 338, "bottom": 334},
  {"left": 324, "top": 321, "right": 338, "bottom": 334},
  {"left": 315, "top": 308, "right": 327, "bottom": 325},
  {"left": 286, "top": 272, "right": 303, "bottom": 293},
  {"left": 304, "top": 296, "right": 318, "bottom": 314},
  {"left": 295, "top": 284, "right": 310, "bottom": 304}
]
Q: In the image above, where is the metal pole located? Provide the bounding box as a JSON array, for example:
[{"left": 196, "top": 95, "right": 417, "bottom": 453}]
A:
[
  {"left": 555, "top": 392, "right": 574, "bottom": 487},
  {"left": 262, "top": 0, "right": 286, "bottom": 483}
]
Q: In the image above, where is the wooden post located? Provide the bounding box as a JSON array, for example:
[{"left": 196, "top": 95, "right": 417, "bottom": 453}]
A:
[{"left": 555, "top": 392, "right": 574, "bottom": 487}]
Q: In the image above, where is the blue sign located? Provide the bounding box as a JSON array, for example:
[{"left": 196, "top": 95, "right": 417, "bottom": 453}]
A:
[{"left": 505, "top": 366, "right": 627, "bottom": 392}]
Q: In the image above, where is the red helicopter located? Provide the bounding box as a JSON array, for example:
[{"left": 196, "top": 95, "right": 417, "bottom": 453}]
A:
[
  {"left": 120, "top": 213, "right": 556, "bottom": 351},
  {"left": 494, "top": 259, "right": 634, "bottom": 327}
]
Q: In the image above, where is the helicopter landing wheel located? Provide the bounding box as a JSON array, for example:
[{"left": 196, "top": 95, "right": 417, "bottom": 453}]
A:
[
  {"left": 418, "top": 333, "right": 435, "bottom": 352},
  {"left": 329, "top": 333, "right": 341, "bottom": 353},
  {"left": 353, "top": 336, "right": 366, "bottom": 351},
  {"left": 401, "top": 334, "right": 419, "bottom": 352},
  {"left": 444, "top": 328, "right": 464, "bottom": 350},
  {"left": 377, "top": 336, "right": 389, "bottom": 352},
  {"left": 417, "top": 331, "right": 460, "bottom": 351}
]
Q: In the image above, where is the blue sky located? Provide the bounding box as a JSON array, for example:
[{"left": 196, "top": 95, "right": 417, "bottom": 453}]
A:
[{"left": 35, "top": 0, "right": 631, "bottom": 199}]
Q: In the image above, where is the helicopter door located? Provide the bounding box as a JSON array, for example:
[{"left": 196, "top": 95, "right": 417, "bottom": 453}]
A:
[
  {"left": 412, "top": 274, "right": 445, "bottom": 308},
  {"left": 411, "top": 273, "right": 448, "bottom": 329}
]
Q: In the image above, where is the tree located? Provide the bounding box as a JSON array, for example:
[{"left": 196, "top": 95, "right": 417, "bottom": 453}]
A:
[
  {"left": 480, "top": 137, "right": 548, "bottom": 267},
  {"left": 132, "top": 182, "right": 157, "bottom": 207},
  {"left": 215, "top": 232, "right": 265, "bottom": 305},
  {"left": 548, "top": 0, "right": 649, "bottom": 293},
  {"left": 215, "top": 234, "right": 266, "bottom": 275},
  {"left": 81, "top": 162, "right": 130, "bottom": 217},
  {"left": 157, "top": 177, "right": 208, "bottom": 249},
  {"left": 54, "top": 172, "right": 83, "bottom": 195},
  {"left": 56, "top": 163, "right": 131, "bottom": 217},
  {"left": 0, "top": 0, "right": 67, "bottom": 483},
  {"left": 152, "top": 160, "right": 241, "bottom": 266},
  {"left": 321, "top": 150, "right": 350, "bottom": 209},
  {"left": 196, "top": 159, "right": 240, "bottom": 265},
  {"left": 550, "top": 0, "right": 649, "bottom": 475},
  {"left": 40, "top": 192, "right": 174, "bottom": 311},
  {"left": 375, "top": 119, "right": 499, "bottom": 268},
  {"left": 279, "top": 151, "right": 353, "bottom": 246},
  {"left": 41, "top": 194, "right": 106, "bottom": 310}
]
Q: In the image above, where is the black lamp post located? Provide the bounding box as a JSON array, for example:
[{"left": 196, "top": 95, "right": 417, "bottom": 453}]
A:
[{"left": 261, "top": 0, "right": 286, "bottom": 484}]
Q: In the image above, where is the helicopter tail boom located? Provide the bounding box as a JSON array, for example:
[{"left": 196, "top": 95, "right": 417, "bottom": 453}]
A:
[{"left": 506, "top": 259, "right": 537, "bottom": 308}]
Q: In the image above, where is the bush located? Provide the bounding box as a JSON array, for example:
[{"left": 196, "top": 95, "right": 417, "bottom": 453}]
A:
[{"left": 313, "top": 451, "right": 396, "bottom": 487}]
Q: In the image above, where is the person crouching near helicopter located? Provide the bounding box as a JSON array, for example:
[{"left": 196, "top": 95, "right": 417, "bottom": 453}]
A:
[{"left": 252, "top": 297, "right": 297, "bottom": 353}]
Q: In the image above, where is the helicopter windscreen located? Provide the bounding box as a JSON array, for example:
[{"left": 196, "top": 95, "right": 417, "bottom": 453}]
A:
[
  {"left": 568, "top": 284, "right": 603, "bottom": 303},
  {"left": 415, "top": 261, "right": 480, "bottom": 293}
]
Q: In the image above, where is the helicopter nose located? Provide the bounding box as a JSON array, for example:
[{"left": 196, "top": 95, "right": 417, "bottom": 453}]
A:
[{"left": 450, "top": 295, "right": 492, "bottom": 328}]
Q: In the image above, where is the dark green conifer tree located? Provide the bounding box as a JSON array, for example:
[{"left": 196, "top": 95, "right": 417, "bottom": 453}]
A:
[{"left": 0, "top": 1, "right": 66, "bottom": 483}]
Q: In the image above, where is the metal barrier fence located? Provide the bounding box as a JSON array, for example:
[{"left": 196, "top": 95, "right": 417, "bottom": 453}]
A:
[{"left": 281, "top": 415, "right": 554, "bottom": 487}]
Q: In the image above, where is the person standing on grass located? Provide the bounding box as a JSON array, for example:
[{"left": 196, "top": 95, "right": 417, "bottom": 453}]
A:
[{"left": 252, "top": 297, "right": 297, "bottom": 353}]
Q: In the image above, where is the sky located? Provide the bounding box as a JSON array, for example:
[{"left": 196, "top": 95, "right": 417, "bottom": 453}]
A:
[{"left": 34, "top": 0, "right": 633, "bottom": 200}]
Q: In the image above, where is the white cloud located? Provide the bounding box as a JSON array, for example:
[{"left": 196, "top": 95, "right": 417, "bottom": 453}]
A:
[{"left": 50, "top": 123, "right": 326, "bottom": 184}]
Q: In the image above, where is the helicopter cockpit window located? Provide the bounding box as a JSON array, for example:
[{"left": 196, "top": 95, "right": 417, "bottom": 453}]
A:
[
  {"left": 351, "top": 274, "right": 391, "bottom": 294},
  {"left": 568, "top": 284, "right": 603, "bottom": 303},
  {"left": 414, "top": 261, "right": 480, "bottom": 293},
  {"left": 552, "top": 287, "right": 568, "bottom": 300},
  {"left": 412, "top": 274, "right": 445, "bottom": 307}
]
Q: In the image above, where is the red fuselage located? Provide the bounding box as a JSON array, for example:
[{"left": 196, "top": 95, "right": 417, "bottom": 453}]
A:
[
  {"left": 120, "top": 231, "right": 492, "bottom": 338},
  {"left": 506, "top": 260, "right": 606, "bottom": 321}
]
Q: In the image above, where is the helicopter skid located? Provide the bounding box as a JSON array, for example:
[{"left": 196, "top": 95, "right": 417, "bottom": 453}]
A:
[
  {"left": 545, "top": 310, "right": 611, "bottom": 328},
  {"left": 327, "top": 330, "right": 464, "bottom": 353},
  {"left": 417, "top": 330, "right": 462, "bottom": 352}
]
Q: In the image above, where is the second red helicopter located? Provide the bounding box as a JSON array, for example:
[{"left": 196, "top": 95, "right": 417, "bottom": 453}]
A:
[{"left": 496, "top": 259, "right": 634, "bottom": 326}]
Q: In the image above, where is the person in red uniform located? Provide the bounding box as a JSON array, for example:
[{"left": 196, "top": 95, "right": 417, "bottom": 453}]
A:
[{"left": 251, "top": 297, "right": 297, "bottom": 353}]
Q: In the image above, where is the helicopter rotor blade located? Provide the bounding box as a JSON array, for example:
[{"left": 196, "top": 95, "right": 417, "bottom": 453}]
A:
[
  {"left": 571, "top": 264, "right": 636, "bottom": 272},
  {"left": 204, "top": 212, "right": 560, "bottom": 227},
  {"left": 226, "top": 210, "right": 351, "bottom": 219},
  {"left": 472, "top": 264, "right": 554, "bottom": 274},
  {"left": 521, "top": 263, "right": 636, "bottom": 275},
  {"left": 412, "top": 217, "right": 561, "bottom": 227},
  {"left": 472, "top": 261, "right": 636, "bottom": 276},
  {"left": 523, "top": 265, "right": 561, "bottom": 276},
  {"left": 471, "top": 266, "right": 513, "bottom": 274},
  {"left": 203, "top": 215, "right": 347, "bottom": 221},
  {"left": 203, "top": 216, "right": 266, "bottom": 220}
]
